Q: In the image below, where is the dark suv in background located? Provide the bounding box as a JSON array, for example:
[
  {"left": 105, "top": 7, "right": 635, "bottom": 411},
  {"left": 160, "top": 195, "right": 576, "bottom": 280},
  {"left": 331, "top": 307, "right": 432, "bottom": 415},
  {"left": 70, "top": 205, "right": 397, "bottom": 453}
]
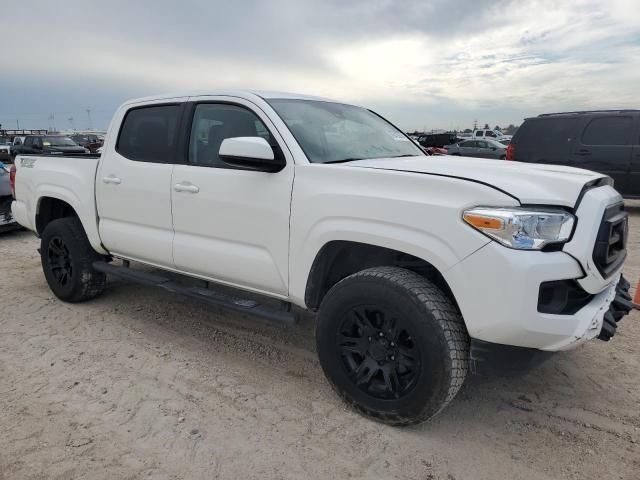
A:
[{"left": 508, "top": 110, "right": 640, "bottom": 198}]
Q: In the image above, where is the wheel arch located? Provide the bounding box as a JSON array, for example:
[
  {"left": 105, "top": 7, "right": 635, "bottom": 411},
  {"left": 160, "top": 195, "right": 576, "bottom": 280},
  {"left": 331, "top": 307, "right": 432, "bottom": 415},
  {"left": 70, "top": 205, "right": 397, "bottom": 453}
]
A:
[
  {"left": 36, "top": 196, "right": 78, "bottom": 235},
  {"left": 303, "top": 240, "right": 458, "bottom": 311},
  {"left": 34, "top": 190, "right": 107, "bottom": 255}
]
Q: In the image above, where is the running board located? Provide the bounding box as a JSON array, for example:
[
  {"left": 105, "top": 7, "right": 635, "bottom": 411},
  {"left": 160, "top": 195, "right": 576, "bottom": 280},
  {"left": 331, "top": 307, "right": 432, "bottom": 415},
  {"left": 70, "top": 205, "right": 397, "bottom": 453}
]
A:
[{"left": 92, "top": 261, "right": 297, "bottom": 325}]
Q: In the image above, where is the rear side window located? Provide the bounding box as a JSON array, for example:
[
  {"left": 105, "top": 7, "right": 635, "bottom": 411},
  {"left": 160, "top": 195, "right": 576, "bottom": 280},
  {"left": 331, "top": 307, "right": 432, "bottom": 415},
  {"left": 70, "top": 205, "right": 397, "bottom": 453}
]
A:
[
  {"left": 581, "top": 116, "right": 634, "bottom": 146},
  {"left": 475, "top": 131, "right": 483, "bottom": 137},
  {"left": 117, "top": 104, "right": 180, "bottom": 162},
  {"left": 516, "top": 118, "right": 579, "bottom": 147}
]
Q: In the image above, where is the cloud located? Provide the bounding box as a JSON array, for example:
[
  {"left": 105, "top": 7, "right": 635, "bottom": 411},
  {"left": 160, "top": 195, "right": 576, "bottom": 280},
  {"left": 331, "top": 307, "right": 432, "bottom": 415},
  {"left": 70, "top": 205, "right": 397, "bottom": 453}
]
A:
[{"left": 2, "top": 0, "right": 639, "bottom": 130}]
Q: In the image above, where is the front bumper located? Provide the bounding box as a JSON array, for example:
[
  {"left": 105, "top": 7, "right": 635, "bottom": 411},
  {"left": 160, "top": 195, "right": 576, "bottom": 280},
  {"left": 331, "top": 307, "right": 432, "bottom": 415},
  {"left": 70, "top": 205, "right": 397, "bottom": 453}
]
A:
[
  {"left": 447, "top": 242, "right": 614, "bottom": 350},
  {"left": 597, "top": 275, "right": 638, "bottom": 341},
  {"left": 446, "top": 184, "right": 636, "bottom": 351}
]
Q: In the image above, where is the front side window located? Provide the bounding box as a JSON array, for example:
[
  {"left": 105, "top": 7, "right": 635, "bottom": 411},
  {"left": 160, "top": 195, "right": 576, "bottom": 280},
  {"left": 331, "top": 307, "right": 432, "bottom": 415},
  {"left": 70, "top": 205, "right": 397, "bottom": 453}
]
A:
[
  {"left": 117, "top": 104, "right": 180, "bottom": 162},
  {"left": 582, "top": 116, "right": 633, "bottom": 146},
  {"left": 188, "top": 103, "right": 274, "bottom": 167},
  {"left": 268, "top": 99, "right": 423, "bottom": 163}
]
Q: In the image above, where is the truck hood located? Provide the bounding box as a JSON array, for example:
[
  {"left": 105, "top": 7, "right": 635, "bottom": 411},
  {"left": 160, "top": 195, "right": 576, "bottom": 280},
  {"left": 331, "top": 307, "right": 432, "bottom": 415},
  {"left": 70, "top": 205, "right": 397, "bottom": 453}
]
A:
[{"left": 347, "top": 156, "right": 607, "bottom": 207}]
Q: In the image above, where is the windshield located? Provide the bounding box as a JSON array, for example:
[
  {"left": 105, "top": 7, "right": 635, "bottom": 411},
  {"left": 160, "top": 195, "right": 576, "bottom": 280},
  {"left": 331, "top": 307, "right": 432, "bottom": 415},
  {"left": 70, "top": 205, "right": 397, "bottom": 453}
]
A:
[
  {"left": 268, "top": 99, "right": 424, "bottom": 163},
  {"left": 43, "top": 136, "right": 78, "bottom": 147}
]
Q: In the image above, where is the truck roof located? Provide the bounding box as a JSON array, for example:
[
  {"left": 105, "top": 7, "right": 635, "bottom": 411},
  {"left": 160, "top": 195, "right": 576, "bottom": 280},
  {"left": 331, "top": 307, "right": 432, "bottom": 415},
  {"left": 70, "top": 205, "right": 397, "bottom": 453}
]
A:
[{"left": 122, "top": 90, "right": 339, "bottom": 107}]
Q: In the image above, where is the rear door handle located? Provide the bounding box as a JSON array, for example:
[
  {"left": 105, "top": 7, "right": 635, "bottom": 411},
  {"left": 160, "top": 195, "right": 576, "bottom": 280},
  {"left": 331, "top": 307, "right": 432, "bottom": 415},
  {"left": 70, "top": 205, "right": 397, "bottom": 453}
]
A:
[
  {"left": 577, "top": 149, "right": 592, "bottom": 156},
  {"left": 174, "top": 182, "right": 200, "bottom": 193},
  {"left": 103, "top": 175, "right": 121, "bottom": 185}
]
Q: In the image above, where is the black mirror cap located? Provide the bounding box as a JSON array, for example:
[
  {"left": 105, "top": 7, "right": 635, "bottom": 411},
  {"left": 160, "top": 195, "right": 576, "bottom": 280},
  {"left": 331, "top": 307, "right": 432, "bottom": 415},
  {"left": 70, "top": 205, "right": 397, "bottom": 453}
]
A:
[{"left": 219, "top": 154, "right": 286, "bottom": 173}]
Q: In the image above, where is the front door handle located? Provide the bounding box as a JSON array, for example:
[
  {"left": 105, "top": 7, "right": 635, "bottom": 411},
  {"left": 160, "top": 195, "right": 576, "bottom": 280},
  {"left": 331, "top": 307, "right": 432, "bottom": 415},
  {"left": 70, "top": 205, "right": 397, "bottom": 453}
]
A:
[
  {"left": 103, "top": 175, "right": 121, "bottom": 185},
  {"left": 576, "top": 149, "right": 592, "bottom": 156},
  {"left": 174, "top": 183, "right": 200, "bottom": 193}
]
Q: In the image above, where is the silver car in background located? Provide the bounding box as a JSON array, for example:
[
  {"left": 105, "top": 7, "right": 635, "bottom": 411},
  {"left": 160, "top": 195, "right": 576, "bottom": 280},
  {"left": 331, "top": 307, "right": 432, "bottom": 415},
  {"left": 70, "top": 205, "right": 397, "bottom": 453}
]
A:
[
  {"left": 445, "top": 138, "right": 507, "bottom": 159},
  {"left": 0, "top": 163, "right": 19, "bottom": 232}
]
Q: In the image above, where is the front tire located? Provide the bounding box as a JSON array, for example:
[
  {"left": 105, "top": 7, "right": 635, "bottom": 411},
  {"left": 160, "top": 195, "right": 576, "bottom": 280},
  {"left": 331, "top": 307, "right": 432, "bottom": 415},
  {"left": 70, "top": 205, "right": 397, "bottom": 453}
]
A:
[
  {"left": 316, "top": 266, "right": 469, "bottom": 425},
  {"left": 40, "top": 217, "right": 106, "bottom": 302}
]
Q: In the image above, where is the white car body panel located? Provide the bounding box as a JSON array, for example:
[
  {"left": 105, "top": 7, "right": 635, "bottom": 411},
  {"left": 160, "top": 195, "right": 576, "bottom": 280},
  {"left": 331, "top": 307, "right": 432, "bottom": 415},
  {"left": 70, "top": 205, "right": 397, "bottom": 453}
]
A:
[
  {"left": 348, "top": 156, "right": 604, "bottom": 207},
  {"left": 95, "top": 96, "right": 189, "bottom": 266},
  {"left": 11, "top": 90, "right": 629, "bottom": 353},
  {"left": 287, "top": 162, "right": 517, "bottom": 305},
  {"left": 171, "top": 95, "right": 294, "bottom": 295}
]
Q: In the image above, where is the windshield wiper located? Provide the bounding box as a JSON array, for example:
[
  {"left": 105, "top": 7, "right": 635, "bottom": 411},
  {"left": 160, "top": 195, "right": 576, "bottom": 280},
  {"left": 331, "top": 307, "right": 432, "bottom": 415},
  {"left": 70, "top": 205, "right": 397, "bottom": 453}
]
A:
[
  {"left": 323, "top": 158, "right": 366, "bottom": 164},
  {"left": 389, "top": 154, "right": 418, "bottom": 158}
]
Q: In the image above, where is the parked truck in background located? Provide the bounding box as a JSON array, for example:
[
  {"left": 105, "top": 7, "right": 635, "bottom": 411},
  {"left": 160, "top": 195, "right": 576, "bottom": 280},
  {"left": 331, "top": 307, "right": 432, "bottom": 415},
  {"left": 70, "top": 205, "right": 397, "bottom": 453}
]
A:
[
  {"left": 473, "top": 128, "right": 511, "bottom": 141},
  {"left": 10, "top": 90, "right": 637, "bottom": 425}
]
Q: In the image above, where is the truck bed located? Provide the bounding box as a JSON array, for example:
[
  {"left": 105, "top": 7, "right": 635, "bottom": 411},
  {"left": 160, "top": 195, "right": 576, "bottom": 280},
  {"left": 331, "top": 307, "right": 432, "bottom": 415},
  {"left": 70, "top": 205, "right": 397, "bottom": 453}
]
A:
[{"left": 11, "top": 154, "right": 105, "bottom": 252}]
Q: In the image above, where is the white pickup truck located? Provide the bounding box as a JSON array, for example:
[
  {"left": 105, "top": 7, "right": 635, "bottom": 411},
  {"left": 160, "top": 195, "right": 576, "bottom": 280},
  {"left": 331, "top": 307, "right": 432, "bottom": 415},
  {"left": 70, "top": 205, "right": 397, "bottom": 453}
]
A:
[
  {"left": 11, "top": 90, "right": 637, "bottom": 425},
  {"left": 473, "top": 128, "right": 512, "bottom": 141}
]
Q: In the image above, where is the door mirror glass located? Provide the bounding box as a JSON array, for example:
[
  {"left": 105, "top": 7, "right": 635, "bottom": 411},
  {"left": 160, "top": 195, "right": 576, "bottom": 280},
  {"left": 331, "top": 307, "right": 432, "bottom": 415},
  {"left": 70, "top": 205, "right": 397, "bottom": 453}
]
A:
[{"left": 219, "top": 137, "right": 284, "bottom": 172}]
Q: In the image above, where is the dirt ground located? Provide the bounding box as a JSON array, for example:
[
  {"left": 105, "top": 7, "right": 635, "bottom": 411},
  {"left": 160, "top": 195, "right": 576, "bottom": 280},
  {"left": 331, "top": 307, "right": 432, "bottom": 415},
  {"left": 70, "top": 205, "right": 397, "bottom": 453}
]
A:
[{"left": 1, "top": 203, "right": 639, "bottom": 480}]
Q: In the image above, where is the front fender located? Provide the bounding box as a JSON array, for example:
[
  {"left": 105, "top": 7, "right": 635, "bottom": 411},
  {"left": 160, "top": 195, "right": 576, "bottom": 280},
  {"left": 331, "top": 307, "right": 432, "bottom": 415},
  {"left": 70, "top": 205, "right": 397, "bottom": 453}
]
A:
[{"left": 288, "top": 163, "right": 519, "bottom": 307}]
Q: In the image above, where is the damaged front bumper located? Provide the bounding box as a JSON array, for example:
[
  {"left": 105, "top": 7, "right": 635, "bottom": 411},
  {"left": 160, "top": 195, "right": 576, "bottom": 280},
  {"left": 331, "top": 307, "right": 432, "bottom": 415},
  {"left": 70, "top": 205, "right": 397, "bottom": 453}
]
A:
[{"left": 597, "top": 275, "right": 639, "bottom": 341}]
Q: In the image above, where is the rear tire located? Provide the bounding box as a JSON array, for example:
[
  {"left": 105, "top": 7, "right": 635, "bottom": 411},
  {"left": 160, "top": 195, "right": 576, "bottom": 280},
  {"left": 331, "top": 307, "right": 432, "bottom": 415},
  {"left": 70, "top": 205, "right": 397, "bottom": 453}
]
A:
[
  {"left": 40, "top": 217, "right": 106, "bottom": 302},
  {"left": 316, "top": 266, "right": 469, "bottom": 425}
]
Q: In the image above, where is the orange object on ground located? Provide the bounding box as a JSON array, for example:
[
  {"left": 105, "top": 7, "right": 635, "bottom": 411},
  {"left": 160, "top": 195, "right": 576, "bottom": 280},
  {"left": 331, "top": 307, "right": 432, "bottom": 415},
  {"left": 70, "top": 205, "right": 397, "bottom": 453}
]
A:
[{"left": 634, "top": 278, "right": 640, "bottom": 305}]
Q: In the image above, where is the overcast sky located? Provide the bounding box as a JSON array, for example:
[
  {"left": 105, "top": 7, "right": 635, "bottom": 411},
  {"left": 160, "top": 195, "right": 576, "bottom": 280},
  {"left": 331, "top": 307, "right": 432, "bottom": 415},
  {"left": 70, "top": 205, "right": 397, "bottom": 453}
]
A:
[{"left": 2, "top": 0, "right": 639, "bottom": 132}]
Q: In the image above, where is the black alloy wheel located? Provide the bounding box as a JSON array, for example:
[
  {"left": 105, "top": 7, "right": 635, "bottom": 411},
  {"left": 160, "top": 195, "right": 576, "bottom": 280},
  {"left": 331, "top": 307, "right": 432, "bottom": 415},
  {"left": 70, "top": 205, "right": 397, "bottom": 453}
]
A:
[
  {"left": 338, "top": 305, "right": 420, "bottom": 400},
  {"left": 47, "top": 236, "right": 73, "bottom": 286}
]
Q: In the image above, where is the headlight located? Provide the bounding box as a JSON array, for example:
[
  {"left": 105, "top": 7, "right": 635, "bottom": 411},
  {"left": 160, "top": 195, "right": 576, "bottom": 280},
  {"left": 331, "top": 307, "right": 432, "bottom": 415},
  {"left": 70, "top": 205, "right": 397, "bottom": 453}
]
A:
[{"left": 463, "top": 207, "right": 575, "bottom": 250}]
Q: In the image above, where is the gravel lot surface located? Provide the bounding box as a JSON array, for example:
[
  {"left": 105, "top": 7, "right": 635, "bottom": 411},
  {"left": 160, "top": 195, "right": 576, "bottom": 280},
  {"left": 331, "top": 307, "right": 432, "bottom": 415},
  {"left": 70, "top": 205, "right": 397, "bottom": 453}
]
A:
[{"left": 1, "top": 202, "right": 639, "bottom": 480}]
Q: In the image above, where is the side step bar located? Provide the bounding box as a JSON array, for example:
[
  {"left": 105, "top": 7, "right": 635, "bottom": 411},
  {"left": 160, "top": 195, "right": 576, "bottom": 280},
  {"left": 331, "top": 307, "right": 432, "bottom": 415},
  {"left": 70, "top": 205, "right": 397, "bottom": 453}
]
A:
[{"left": 92, "top": 261, "right": 297, "bottom": 326}]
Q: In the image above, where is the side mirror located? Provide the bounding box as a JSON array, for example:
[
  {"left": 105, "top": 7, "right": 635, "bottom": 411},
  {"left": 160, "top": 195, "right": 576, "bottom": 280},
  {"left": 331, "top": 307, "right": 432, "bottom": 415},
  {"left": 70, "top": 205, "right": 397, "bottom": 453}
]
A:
[
  {"left": 219, "top": 137, "right": 285, "bottom": 173},
  {"left": 491, "top": 146, "right": 497, "bottom": 151}
]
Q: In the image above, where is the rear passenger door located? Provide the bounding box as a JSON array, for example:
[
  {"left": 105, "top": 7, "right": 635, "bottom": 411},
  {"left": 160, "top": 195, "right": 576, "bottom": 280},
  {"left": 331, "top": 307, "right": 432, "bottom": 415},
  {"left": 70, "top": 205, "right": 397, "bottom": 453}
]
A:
[
  {"left": 96, "top": 99, "right": 186, "bottom": 266},
  {"left": 475, "top": 140, "right": 492, "bottom": 158},
  {"left": 458, "top": 140, "right": 476, "bottom": 156},
  {"left": 572, "top": 115, "right": 634, "bottom": 195}
]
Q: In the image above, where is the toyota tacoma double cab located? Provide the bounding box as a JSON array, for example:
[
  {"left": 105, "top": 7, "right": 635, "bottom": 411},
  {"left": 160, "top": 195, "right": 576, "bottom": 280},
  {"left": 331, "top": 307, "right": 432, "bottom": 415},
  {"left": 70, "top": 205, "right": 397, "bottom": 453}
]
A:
[{"left": 11, "top": 91, "right": 637, "bottom": 425}]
